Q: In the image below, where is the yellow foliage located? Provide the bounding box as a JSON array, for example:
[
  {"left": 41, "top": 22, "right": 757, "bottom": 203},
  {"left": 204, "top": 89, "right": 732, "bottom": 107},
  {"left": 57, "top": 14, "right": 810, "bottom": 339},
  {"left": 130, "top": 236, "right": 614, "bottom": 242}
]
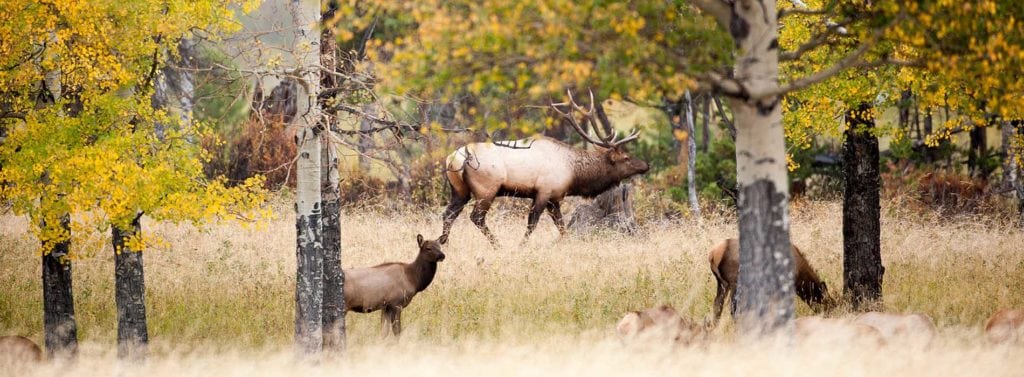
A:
[{"left": 0, "top": 0, "right": 266, "bottom": 257}]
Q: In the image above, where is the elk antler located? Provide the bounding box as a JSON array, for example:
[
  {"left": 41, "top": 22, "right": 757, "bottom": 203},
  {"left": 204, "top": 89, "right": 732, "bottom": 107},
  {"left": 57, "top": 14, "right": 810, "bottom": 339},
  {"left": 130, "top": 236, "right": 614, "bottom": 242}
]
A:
[{"left": 551, "top": 89, "right": 640, "bottom": 148}]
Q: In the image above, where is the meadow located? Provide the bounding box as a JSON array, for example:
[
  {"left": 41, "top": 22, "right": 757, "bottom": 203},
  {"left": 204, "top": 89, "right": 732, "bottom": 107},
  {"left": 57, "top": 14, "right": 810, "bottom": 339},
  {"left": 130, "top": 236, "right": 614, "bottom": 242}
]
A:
[{"left": 1, "top": 198, "right": 1023, "bottom": 376}]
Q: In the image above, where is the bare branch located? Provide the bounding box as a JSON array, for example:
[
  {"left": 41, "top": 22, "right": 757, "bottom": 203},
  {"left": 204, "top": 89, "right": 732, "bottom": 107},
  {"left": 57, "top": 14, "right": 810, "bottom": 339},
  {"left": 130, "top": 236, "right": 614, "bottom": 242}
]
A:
[{"left": 0, "top": 111, "right": 27, "bottom": 120}]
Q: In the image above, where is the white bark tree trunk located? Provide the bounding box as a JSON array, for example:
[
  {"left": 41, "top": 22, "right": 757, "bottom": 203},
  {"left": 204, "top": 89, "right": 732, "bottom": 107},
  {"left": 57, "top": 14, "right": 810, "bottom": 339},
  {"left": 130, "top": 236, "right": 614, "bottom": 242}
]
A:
[
  {"left": 290, "top": 0, "right": 324, "bottom": 356},
  {"left": 684, "top": 90, "right": 701, "bottom": 217},
  {"left": 694, "top": 0, "right": 795, "bottom": 338}
]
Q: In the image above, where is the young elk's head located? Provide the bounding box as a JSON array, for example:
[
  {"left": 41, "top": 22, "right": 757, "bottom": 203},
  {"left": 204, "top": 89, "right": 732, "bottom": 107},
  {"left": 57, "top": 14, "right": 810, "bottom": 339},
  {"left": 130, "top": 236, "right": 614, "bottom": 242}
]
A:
[
  {"left": 416, "top": 234, "right": 447, "bottom": 262},
  {"left": 553, "top": 89, "right": 650, "bottom": 179},
  {"left": 799, "top": 280, "right": 832, "bottom": 311}
]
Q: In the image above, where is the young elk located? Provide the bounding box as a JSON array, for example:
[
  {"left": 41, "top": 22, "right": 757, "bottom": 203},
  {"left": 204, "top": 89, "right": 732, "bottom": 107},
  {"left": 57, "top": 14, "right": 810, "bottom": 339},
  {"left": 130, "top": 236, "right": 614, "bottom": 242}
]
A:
[
  {"left": 442, "top": 90, "right": 649, "bottom": 246},
  {"left": 344, "top": 234, "right": 447, "bottom": 337},
  {"left": 708, "top": 238, "right": 832, "bottom": 325},
  {"left": 616, "top": 305, "right": 708, "bottom": 347},
  {"left": 0, "top": 335, "right": 42, "bottom": 366},
  {"left": 984, "top": 308, "right": 1023, "bottom": 345},
  {"left": 853, "top": 311, "right": 936, "bottom": 348}
]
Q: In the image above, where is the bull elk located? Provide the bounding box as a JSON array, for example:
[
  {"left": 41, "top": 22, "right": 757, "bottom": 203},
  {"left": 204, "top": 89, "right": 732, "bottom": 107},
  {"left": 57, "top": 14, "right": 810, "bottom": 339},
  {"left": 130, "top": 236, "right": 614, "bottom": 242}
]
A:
[{"left": 442, "top": 90, "right": 650, "bottom": 245}]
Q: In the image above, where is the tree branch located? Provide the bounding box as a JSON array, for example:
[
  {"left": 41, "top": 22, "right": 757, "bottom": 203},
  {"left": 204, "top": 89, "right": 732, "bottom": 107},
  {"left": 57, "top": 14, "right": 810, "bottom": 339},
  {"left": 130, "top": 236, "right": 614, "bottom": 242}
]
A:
[
  {"left": 691, "top": 0, "right": 732, "bottom": 29},
  {"left": 752, "top": 42, "right": 871, "bottom": 99},
  {"left": 778, "top": 7, "right": 826, "bottom": 19},
  {"left": 779, "top": 18, "right": 854, "bottom": 61}
]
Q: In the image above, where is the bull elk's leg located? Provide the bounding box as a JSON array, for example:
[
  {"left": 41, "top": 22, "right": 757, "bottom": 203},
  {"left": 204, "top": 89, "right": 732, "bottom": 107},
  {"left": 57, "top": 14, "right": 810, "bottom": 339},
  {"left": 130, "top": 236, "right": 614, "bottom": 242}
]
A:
[
  {"left": 545, "top": 201, "right": 567, "bottom": 236},
  {"left": 470, "top": 198, "right": 499, "bottom": 246},
  {"left": 523, "top": 195, "right": 550, "bottom": 241},
  {"left": 442, "top": 194, "right": 471, "bottom": 237}
]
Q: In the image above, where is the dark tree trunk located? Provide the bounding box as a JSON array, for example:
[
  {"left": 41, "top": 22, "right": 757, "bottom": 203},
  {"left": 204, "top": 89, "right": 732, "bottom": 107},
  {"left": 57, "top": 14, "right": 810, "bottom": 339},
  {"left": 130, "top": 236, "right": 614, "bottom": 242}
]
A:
[
  {"left": 319, "top": 0, "right": 346, "bottom": 354},
  {"left": 113, "top": 214, "right": 148, "bottom": 361},
  {"left": 42, "top": 214, "right": 78, "bottom": 360},
  {"left": 842, "top": 103, "right": 884, "bottom": 310},
  {"left": 898, "top": 90, "right": 912, "bottom": 132},
  {"left": 969, "top": 124, "right": 987, "bottom": 178}
]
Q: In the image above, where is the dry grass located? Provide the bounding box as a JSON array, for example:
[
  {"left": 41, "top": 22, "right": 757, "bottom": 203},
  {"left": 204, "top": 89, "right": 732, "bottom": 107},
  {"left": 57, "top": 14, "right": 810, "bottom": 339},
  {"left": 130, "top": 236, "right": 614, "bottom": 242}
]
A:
[{"left": 1, "top": 198, "right": 1023, "bottom": 375}]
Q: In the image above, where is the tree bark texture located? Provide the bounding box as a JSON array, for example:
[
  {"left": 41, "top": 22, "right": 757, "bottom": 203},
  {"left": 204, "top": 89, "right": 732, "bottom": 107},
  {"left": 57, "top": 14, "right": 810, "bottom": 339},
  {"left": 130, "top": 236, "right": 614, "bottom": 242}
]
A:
[
  {"left": 292, "top": 0, "right": 324, "bottom": 356},
  {"left": 1007, "top": 120, "right": 1024, "bottom": 226},
  {"left": 567, "top": 184, "right": 637, "bottom": 234},
  {"left": 684, "top": 90, "right": 701, "bottom": 217},
  {"left": 113, "top": 215, "right": 148, "bottom": 361},
  {"left": 842, "top": 103, "right": 884, "bottom": 310},
  {"left": 319, "top": 7, "right": 345, "bottom": 350},
  {"left": 702, "top": 94, "right": 711, "bottom": 153},
  {"left": 42, "top": 214, "right": 78, "bottom": 359},
  {"left": 695, "top": 0, "right": 795, "bottom": 337},
  {"left": 969, "top": 124, "right": 988, "bottom": 178}
]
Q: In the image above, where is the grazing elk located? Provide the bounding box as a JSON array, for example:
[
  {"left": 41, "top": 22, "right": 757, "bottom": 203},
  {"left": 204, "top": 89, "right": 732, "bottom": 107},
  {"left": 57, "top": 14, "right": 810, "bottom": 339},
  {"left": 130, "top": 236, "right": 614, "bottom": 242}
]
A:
[
  {"left": 616, "top": 305, "right": 708, "bottom": 347},
  {"left": 344, "top": 234, "right": 447, "bottom": 337},
  {"left": 983, "top": 308, "right": 1023, "bottom": 345},
  {"left": 442, "top": 90, "right": 649, "bottom": 245},
  {"left": 709, "top": 238, "right": 832, "bottom": 324},
  {"left": 853, "top": 311, "right": 936, "bottom": 348},
  {"left": 0, "top": 335, "right": 42, "bottom": 366}
]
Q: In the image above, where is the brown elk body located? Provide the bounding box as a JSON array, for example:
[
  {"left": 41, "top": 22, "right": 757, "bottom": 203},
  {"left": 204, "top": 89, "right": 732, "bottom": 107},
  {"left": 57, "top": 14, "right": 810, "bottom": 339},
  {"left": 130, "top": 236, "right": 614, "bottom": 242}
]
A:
[
  {"left": 343, "top": 234, "right": 446, "bottom": 337},
  {"left": 984, "top": 308, "right": 1024, "bottom": 345},
  {"left": 853, "top": 311, "right": 936, "bottom": 348},
  {"left": 0, "top": 335, "right": 42, "bottom": 366},
  {"left": 442, "top": 91, "right": 649, "bottom": 245},
  {"left": 708, "top": 238, "right": 830, "bottom": 324},
  {"left": 794, "top": 316, "right": 886, "bottom": 348},
  {"left": 616, "top": 305, "right": 708, "bottom": 346}
]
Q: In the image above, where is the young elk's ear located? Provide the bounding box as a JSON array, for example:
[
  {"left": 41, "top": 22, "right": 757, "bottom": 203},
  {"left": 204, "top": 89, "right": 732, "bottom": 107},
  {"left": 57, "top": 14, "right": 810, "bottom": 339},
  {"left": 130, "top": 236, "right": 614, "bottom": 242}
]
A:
[
  {"left": 417, "top": 234, "right": 424, "bottom": 247},
  {"left": 438, "top": 234, "right": 448, "bottom": 245}
]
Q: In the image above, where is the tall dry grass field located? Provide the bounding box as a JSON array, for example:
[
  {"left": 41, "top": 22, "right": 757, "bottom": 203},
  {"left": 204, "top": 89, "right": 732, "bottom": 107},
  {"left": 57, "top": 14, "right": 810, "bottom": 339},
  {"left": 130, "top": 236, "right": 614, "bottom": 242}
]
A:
[{"left": 1, "top": 199, "right": 1022, "bottom": 376}]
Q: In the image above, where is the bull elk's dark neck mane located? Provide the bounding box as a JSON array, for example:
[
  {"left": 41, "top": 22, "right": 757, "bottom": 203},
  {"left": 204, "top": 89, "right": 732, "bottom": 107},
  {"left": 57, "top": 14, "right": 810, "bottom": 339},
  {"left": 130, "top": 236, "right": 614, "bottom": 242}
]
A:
[
  {"left": 406, "top": 252, "right": 439, "bottom": 292},
  {"left": 567, "top": 148, "right": 624, "bottom": 198}
]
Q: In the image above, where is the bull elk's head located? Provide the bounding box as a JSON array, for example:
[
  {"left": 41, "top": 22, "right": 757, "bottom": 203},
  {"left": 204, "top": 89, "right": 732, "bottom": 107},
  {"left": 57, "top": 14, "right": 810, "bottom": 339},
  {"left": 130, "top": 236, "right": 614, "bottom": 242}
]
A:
[{"left": 552, "top": 90, "right": 649, "bottom": 177}]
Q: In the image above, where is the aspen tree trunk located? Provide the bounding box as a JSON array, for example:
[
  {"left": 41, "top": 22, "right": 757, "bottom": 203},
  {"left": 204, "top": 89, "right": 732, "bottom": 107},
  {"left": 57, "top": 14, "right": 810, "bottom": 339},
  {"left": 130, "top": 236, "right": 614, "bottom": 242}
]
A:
[
  {"left": 695, "top": 0, "right": 795, "bottom": 337},
  {"left": 291, "top": 0, "right": 324, "bottom": 356},
  {"left": 42, "top": 214, "right": 78, "bottom": 359},
  {"left": 319, "top": 1, "right": 346, "bottom": 353},
  {"left": 684, "top": 90, "right": 701, "bottom": 217},
  {"left": 842, "top": 103, "right": 883, "bottom": 310},
  {"left": 113, "top": 214, "right": 147, "bottom": 361},
  {"left": 38, "top": 41, "right": 79, "bottom": 360},
  {"left": 1006, "top": 120, "right": 1024, "bottom": 226},
  {"left": 702, "top": 95, "right": 712, "bottom": 153}
]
